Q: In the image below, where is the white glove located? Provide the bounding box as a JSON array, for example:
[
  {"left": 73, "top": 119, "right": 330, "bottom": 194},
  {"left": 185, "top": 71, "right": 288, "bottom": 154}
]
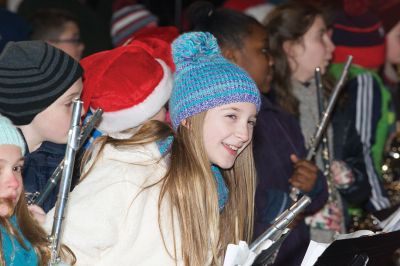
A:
[{"left": 223, "top": 240, "right": 273, "bottom": 266}]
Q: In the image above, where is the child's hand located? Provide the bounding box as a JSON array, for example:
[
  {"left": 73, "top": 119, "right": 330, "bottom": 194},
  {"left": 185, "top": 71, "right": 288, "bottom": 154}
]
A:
[
  {"left": 28, "top": 204, "right": 46, "bottom": 225},
  {"left": 289, "top": 154, "right": 318, "bottom": 193},
  {"left": 330, "top": 160, "right": 354, "bottom": 189}
]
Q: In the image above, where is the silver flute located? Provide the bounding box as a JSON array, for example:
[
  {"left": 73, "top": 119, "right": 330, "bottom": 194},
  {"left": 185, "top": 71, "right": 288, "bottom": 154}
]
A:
[
  {"left": 289, "top": 55, "right": 353, "bottom": 201},
  {"left": 314, "top": 67, "right": 332, "bottom": 181},
  {"left": 249, "top": 195, "right": 311, "bottom": 254},
  {"left": 27, "top": 108, "right": 103, "bottom": 206},
  {"left": 48, "top": 99, "right": 83, "bottom": 265}
]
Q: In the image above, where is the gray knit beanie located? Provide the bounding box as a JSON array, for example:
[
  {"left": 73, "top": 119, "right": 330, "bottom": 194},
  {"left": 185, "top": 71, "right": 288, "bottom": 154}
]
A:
[
  {"left": 0, "top": 40, "right": 83, "bottom": 125},
  {"left": 0, "top": 115, "right": 25, "bottom": 155}
]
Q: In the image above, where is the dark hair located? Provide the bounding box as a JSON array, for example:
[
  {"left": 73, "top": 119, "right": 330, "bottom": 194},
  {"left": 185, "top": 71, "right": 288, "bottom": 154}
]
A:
[
  {"left": 265, "top": 2, "right": 330, "bottom": 116},
  {"left": 185, "top": 1, "right": 262, "bottom": 50},
  {"left": 29, "top": 8, "right": 79, "bottom": 41}
]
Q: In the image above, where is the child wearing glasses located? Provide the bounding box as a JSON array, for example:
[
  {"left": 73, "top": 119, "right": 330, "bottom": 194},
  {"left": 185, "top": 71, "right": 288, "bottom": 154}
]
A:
[{"left": 29, "top": 8, "right": 84, "bottom": 61}]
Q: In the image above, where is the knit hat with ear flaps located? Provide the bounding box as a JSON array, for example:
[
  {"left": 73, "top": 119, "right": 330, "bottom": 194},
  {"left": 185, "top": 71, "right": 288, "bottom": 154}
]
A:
[
  {"left": 81, "top": 30, "right": 176, "bottom": 134},
  {"left": 0, "top": 41, "right": 83, "bottom": 126},
  {"left": 170, "top": 32, "right": 261, "bottom": 130},
  {"left": 0, "top": 115, "right": 25, "bottom": 155}
]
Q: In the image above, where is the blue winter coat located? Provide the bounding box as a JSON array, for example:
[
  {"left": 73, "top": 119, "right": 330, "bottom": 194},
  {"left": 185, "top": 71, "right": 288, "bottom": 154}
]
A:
[{"left": 23, "top": 141, "right": 66, "bottom": 212}]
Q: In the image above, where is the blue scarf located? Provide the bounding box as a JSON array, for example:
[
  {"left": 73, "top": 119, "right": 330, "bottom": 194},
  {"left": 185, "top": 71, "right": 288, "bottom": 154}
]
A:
[
  {"left": 0, "top": 215, "right": 38, "bottom": 266},
  {"left": 157, "top": 136, "right": 229, "bottom": 211},
  {"left": 82, "top": 110, "right": 103, "bottom": 150}
]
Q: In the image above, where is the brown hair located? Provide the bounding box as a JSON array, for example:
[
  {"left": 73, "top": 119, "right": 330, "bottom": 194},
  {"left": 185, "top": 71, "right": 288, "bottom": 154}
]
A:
[
  {"left": 0, "top": 191, "right": 75, "bottom": 265},
  {"left": 160, "top": 112, "right": 255, "bottom": 265},
  {"left": 264, "top": 2, "right": 332, "bottom": 116},
  {"left": 29, "top": 8, "right": 79, "bottom": 41}
]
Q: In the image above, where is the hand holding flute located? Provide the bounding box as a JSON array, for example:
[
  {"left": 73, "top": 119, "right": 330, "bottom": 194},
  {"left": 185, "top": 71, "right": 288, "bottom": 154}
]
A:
[
  {"left": 249, "top": 195, "right": 312, "bottom": 255},
  {"left": 289, "top": 55, "right": 353, "bottom": 201},
  {"left": 289, "top": 154, "right": 319, "bottom": 194}
]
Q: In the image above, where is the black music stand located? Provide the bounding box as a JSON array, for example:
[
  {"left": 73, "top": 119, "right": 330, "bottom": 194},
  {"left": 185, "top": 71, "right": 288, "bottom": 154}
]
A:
[{"left": 314, "top": 230, "right": 400, "bottom": 266}]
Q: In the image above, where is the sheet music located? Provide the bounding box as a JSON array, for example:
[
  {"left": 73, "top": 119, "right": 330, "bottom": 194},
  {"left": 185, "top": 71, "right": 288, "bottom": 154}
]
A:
[
  {"left": 301, "top": 240, "right": 330, "bottom": 266},
  {"left": 301, "top": 230, "right": 377, "bottom": 266}
]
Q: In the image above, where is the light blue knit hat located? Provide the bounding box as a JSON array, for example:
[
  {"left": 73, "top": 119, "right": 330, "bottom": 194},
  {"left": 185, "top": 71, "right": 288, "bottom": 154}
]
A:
[
  {"left": 0, "top": 115, "right": 25, "bottom": 155},
  {"left": 170, "top": 32, "right": 261, "bottom": 130}
]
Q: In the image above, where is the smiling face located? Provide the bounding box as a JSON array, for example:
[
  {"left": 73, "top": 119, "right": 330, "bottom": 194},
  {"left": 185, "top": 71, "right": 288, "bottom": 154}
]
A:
[
  {"left": 202, "top": 102, "right": 257, "bottom": 169},
  {"left": 286, "top": 15, "right": 335, "bottom": 82},
  {"left": 0, "top": 145, "right": 24, "bottom": 218}
]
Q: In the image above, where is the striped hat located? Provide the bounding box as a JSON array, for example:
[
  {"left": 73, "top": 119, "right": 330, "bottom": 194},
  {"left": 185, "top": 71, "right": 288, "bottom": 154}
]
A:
[
  {"left": 0, "top": 41, "right": 83, "bottom": 126},
  {"left": 332, "top": 8, "right": 385, "bottom": 69},
  {"left": 111, "top": 1, "right": 158, "bottom": 47},
  {"left": 170, "top": 32, "right": 261, "bottom": 130}
]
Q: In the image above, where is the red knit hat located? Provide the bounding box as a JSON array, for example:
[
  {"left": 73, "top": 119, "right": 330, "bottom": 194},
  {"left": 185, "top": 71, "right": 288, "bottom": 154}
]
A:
[
  {"left": 332, "top": 1, "right": 386, "bottom": 69},
  {"left": 81, "top": 29, "right": 176, "bottom": 133}
]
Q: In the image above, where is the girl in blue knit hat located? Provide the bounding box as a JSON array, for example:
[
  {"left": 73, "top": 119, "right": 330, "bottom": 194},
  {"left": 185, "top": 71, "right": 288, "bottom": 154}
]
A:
[
  {"left": 185, "top": 2, "right": 329, "bottom": 265},
  {"left": 167, "top": 31, "right": 260, "bottom": 265},
  {"left": 0, "top": 115, "right": 75, "bottom": 265}
]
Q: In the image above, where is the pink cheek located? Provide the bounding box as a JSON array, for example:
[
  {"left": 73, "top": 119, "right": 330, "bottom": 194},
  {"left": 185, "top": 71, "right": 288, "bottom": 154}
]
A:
[{"left": 15, "top": 176, "right": 23, "bottom": 190}]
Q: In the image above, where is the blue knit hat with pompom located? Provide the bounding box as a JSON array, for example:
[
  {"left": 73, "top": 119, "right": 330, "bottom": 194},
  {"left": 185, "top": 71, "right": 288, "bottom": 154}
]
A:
[{"left": 169, "top": 32, "right": 261, "bottom": 130}]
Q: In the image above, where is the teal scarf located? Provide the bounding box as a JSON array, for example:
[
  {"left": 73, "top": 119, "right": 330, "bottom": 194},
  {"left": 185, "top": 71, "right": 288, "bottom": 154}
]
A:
[
  {"left": 156, "top": 136, "right": 229, "bottom": 211},
  {"left": 0, "top": 215, "right": 38, "bottom": 266}
]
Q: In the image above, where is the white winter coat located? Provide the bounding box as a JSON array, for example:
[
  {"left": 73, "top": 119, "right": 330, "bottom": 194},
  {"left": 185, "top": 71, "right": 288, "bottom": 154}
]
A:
[{"left": 45, "top": 141, "right": 182, "bottom": 266}]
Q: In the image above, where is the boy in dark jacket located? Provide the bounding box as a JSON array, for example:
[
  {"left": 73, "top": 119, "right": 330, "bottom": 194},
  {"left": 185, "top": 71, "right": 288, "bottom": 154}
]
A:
[{"left": 0, "top": 40, "right": 83, "bottom": 212}]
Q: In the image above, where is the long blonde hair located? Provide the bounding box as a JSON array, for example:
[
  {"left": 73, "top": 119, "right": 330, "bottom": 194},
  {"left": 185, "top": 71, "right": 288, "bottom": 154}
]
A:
[
  {"left": 0, "top": 191, "right": 72, "bottom": 265},
  {"left": 80, "top": 115, "right": 256, "bottom": 266},
  {"left": 79, "top": 120, "right": 173, "bottom": 181},
  {"left": 0, "top": 194, "right": 49, "bottom": 265},
  {"left": 160, "top": 112, "right": 256, "bottom": 265}
]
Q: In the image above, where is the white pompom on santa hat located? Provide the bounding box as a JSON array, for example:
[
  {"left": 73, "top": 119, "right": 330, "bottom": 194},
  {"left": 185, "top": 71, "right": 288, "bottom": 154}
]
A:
[{"left": 80, "top": 26, "right": 178, "bottom": 134}]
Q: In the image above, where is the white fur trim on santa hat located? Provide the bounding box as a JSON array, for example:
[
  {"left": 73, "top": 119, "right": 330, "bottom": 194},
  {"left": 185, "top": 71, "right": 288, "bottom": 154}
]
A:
[
  {"left": 245, "top": 3, "right": 275, "bottom": 23},
  {"left": 95, "top": 59, "right": 172, "bottom": 134}
]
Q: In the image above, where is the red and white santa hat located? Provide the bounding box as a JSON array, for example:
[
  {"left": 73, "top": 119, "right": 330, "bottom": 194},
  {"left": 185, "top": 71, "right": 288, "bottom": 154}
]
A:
[{"left": 80, "top": 26, "right": 178, "bottom": 134}]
